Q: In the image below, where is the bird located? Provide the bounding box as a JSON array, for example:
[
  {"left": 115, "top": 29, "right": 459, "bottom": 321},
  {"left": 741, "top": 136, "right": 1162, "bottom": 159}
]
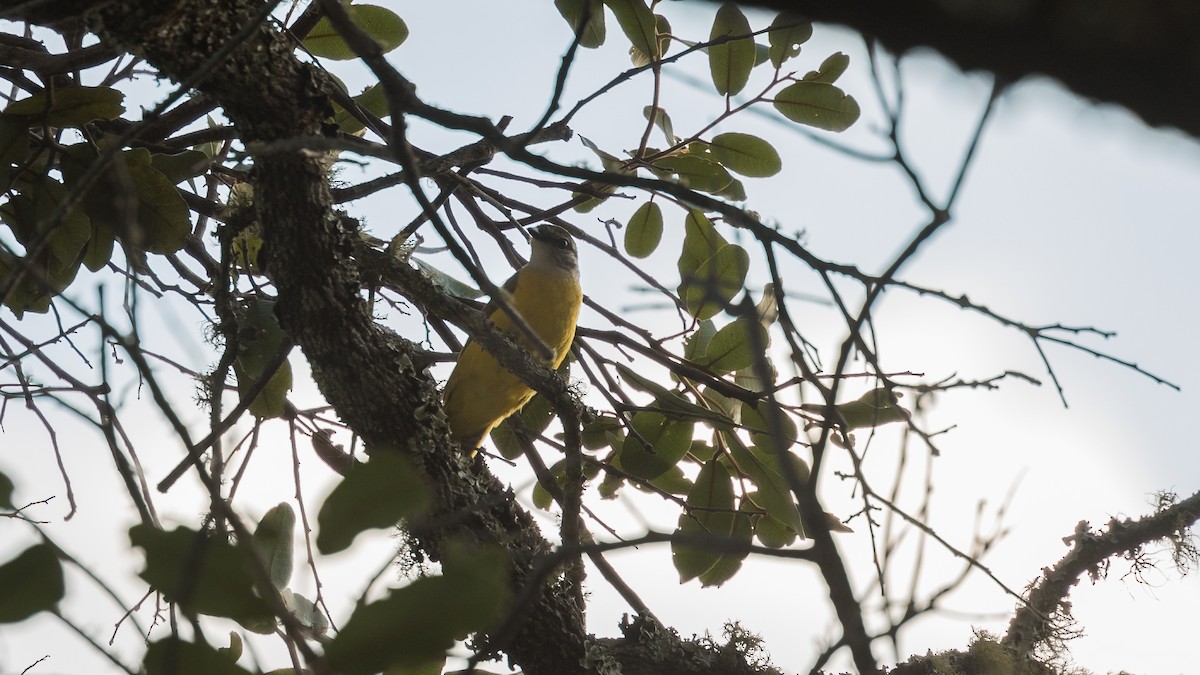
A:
[
  {"left": 442, "top": 224, "right": 582, "bottom": 452},
  {"left": 801, "top": 387, "right": 910, "bottom": 431}
]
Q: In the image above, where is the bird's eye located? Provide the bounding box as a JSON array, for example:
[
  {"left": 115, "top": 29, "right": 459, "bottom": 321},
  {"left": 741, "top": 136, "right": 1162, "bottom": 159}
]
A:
[{"left": 556, "top": 238, "right": 570, "bottom": 250}]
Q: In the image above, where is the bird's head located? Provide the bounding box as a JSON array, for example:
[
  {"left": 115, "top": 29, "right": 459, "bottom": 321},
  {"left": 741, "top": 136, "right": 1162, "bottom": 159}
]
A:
[{"left": 529, "top": 224, "right": 579, "bottom": 276}]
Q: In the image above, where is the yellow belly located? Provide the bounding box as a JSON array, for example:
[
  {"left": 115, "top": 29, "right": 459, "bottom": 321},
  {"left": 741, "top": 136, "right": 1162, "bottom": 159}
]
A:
[{"left": 443, "top": 266, "right": 581, "bottom": 449}]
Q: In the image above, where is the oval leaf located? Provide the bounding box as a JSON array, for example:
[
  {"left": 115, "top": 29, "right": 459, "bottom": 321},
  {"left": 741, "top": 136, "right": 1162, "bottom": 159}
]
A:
[
  {"left": 767, "top": 13, "right": 812, "bottom": 68},
  {"left": 709, "top": 132, "right": 781, "bottom": 178},
  {"left": 316, "top": 451, "right": 429, "bottom": 554},
  {"left": 603, "top": 0, "right": 659, "bottom": 63},
  {"left": 0, "top": 544, "right": 64, "bottom": 623},
  {"left": 708, "top": 3, "right": 756, "bottom": 96},
  {"left": 619, "top": 410, "right": 695, "bottom": 480},
  {"left": 680, "top": 243, "right": 750, "bottom": 320},
  {"left": 773, "top": 81, "right": 860, "bottom": 132},
  {"left": 555, "top": 0, "right": 606, "bottom": 48},
  {"left": 625, "top": 201, "right": 664, "bottom": 258},
  {"left": 305, "top": 5, "right": 409, "bottom": 60},
  {"left": 672, "top": 459, "right": 735, "bottom": 583},
  {"left": 4, "top": 86, "right": 124, "bottom": 127}
]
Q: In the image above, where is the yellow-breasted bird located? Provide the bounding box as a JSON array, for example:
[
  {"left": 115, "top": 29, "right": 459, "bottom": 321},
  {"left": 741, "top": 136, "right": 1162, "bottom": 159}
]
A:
[{"left": 442, "top": 224, "right": 582, "bottom": 452}]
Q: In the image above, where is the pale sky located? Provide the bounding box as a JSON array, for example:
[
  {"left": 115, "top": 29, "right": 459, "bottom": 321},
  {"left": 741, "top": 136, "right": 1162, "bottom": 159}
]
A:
[{"left": 2, "top": 2, "right": 1199, "bottom": 674}]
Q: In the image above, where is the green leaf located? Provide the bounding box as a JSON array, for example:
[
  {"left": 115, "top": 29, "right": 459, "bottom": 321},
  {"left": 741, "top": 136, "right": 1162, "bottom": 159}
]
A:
[
  {"left": 624, "top": 201, "right": 664, "bottom": 258},
  {"left": 555, "top": 0, "right": 606, "bottom": 48},
  {"left": 304, "top": 5, "right": 409, "bottom": 60},
  {"left": 144, "top": 637, "right": 254, "bottom": 675},
  {"left": 683, "top": 319, "right": 716, "bottom": 361},
  {"left": 316, "top": 451, "right": 429, "bottom": 554},
  {"left": 647, "top": 464, "right": 693, "bottom": 496},
  {"left": 0, "top": 172, "right": 92, "bottom": 269},
  {"left": 413, "top": 258, "right": 481, "bottom": 300},
  {"left": 383, "top": 655, "right": 447, "bottom": 675},
  {"left": 4, "top": 86, "right": 124, "bottom": 127},
  {"left": 604, "top": 0, "right": 659, "bottom": 63},
  {"left": 233, "top": 298, "right": 292, "bottom": 419},
  {"left": 672, "top": 459, "right": 735, "bottom": 583},
  {"left": 283, "top": 589, "right": 330, "bottom": 636},
  {"left": 217, "top": 631, "right": 243, "bottom": 663},
  {"left": 803, "top": 51, "right": 850, "bottom": 84},
  {"left": 630, "top": 14, "right": 671, "bottom": 67},
  {"left": 490, "top": 391, "right": 556, "bottom": 460},
  {"left": 331, "top": 82, "right": 391, "bottom": 135},
  {"left": 699, "top": 318, "right": 767, "bottom": 374},
  {"left": 754, "top": 511, "right": 797, "bottom": 548},
  {"left": 324, "top": 544, "right": 508, "bottom": 674},
  {"left": 767, "top": 13, "right": 812, "bottom": 68},
  {"left": 59, "top": 144, "right": 190, "bottom": 255},
  {"left": 725, "top": 433, "right": 805, "bottom": 536},
  {"left": 573, "top": 136, "right": 629, "bottom": 212},
  {"left": 582, "top": 415, "right": 623, "bottom": 451},
  {"left": 0, "top": 468, "right": 12, "bottom": 509},
  {"left": 677, "top": 209, "right": 726, "bottom": 279},
  {"left": 680, "top": 243, "right": 750, "bottom": 320},
  {"left": 655, "top": 154, "right": 735, "bottom": 194},
  {"left": 0, "top": 544, "right": 64, "bottom": 623},
  {"left": 709, "top": 132, "right": 782, "bottom": 177},
  {"left": 697, "top": 507, "right": 753, "bottom": 587},
  {"left": 252, "top": 503, "right": 295, "bottom": 590},
  {"left": 0, "top": 114, "right": 30, "bottom": 189},
  {"left": 642, "top": 105, "right": 676, "bottom": 145},
  {"left": 130, "top": 525, "right": 274, "bottom": 622},
  {"left": 773, "top": 81, "right": 860, "bottom": 132},
  {"left": 151, "top": 150, "right": 210, "bottom": 184},
  {"left": 532, "top": 458, "right": 602, "bottom": 510},
  {"left": 615, "top": 362, "right": 675, "bottom": 400},
  {"left": 708, "top": 3, "right": 756, "bottom": 96},
  {"left": 742, "top": 400, "right": 799, "bottom": 454},
  {"left": 619, "top": 410, "right": 695, "bottom": 480}
]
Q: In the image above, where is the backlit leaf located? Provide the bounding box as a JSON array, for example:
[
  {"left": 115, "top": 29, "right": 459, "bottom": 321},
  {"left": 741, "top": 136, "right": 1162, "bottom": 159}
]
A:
[
  {"left": 555, "top": 0, "right": 606, "bottom": 48},
  {"left": 305, "top": 5, "right": 409, "bottom": 60},
  {"left": 604, "top": 0, "right": 659, "bottom": 63},
  {"left": 767, "top": 13, "right": 812, "bottom": 68},
  {"left": 773, "top": 81, "right": 860, "bottom": 132},
  {"left": 680, "top": 243, "right": 749, "bottom": 320},
  {"left": 4, "top": 86, "right": 124, "bottom": 127},
  {"left": 708, "top": 4, "right": 755, "bottom": 96},
  {"left": 709, "top": 132, "right": 782, "bottom": 177},
  {"left": 625, "top": 201, "right": 663, "bottom": 258}
]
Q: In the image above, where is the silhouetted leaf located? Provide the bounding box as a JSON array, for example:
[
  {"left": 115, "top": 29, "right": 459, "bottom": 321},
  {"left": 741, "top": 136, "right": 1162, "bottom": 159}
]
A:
[
  {"left": 130, "top": 524, "right": 274, "bottom": 622},
  {"left": 0, "top": 544, "right": 63, "bottom": 623},
  {"left": 144, "top": 637, "right": 253, "bottom": 675},
  {"left": 324, "top": 545, "right": 508, "bottom": 673},
  {"left": 316, "top": 451, "right": 429, "bottom": 554},
  {"left": 672, "top": 459, "right": 736, "bottom": 583}
]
